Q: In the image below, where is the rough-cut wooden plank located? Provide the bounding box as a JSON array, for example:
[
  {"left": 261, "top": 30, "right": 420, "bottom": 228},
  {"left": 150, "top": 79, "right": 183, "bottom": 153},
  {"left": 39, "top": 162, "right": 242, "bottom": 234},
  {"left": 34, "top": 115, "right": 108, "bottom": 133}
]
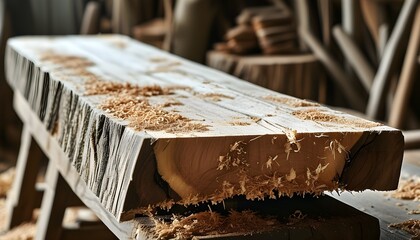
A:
[{"left": 6, "top": 35, "right": 403, "bottom": 222}]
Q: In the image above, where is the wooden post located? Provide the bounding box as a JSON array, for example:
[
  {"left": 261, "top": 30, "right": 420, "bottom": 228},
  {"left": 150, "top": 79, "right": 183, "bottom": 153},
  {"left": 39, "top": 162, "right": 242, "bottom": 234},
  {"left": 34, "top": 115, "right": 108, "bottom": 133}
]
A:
[
  {"left": 333, "top": 25, "right": 374, "bottom": 91},
  {"left": 366, "top": 0, "right": 419, "bottom": 119},
  {"left": 6, "top": 125, "right": 44, "bottom": 229},
  {"left": 299, "top": 28, "right": 366, "bottom": 111},
  {"left": 388, "top": 4, "right": 420, "bottom": 129}
]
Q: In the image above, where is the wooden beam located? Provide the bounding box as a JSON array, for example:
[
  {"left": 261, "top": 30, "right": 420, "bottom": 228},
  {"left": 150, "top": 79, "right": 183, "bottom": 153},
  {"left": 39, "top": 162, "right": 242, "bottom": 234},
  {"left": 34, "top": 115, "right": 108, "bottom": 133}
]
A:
[
  {"left": 6, "top": 35, "right": 403, "bottom": 222},
  {"left": 388, "top": 4, "right": 420, "bottom": 129},
  {"left": 333, "top": 25, "right": 374, "bottom": 91},
  {"left": 366, "top": 0, "right": 419, "bottom": 119}
]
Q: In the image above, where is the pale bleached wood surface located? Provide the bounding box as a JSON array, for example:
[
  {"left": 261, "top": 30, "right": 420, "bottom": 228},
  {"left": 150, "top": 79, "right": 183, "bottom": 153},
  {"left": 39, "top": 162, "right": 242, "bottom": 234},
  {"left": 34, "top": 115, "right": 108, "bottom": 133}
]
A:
[{"left": 6, "top": 35, "right": 403, "bottom": 222}]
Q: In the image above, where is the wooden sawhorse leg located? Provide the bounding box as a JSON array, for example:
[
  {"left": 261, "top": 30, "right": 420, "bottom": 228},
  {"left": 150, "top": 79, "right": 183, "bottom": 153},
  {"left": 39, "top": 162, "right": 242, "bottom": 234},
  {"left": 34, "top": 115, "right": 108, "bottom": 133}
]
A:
[
  {"left": 6, "top": 125, "right": 45, "bottom": 229},
  {"left": 36, "top": 158, "right": 116, "bottom": 240}
]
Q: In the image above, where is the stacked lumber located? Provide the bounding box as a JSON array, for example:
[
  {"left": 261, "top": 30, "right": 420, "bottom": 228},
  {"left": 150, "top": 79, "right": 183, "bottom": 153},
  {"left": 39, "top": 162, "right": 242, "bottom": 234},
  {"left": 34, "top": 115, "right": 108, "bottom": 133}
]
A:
[
  {"left": 5, "top": 35, "right": 403, "bottom": 222},
  {"left": 214, "top": 4, "right": 298, "bottom": 55}
]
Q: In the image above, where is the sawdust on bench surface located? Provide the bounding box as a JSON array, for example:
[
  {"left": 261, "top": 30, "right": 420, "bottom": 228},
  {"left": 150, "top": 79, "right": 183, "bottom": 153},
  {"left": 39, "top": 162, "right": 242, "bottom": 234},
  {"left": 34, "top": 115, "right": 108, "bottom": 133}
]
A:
[
  {"left": 292, "top": 108, "right": 381, "bottom": 128},
  {"left": 40, "top": 53, "right": 94, "bottom": 69},
  {"left": 81, "top": 71, "right": 208, "bottom": 133},
  {"left": 264, "top": 95, "right": 320, "bottom": 107},
  {"left": 101, "top": 96, "right": 208, "bottom": 133}
]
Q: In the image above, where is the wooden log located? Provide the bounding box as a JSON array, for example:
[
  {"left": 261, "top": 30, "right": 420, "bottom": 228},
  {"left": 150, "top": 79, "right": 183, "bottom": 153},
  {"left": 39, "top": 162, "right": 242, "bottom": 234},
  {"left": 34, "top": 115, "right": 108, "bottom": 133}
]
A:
[
  {"left": 366, "top": 0, "right": 419, "bottom": 119},
  {"left": 388, "top": 4, "right": 420, "bottom": 129},
  {"left": 207, "top": 51, "right": 322, "bottom": 100},
  {"left": 5, "top": 35, "right": 403, "bottom": 222}
]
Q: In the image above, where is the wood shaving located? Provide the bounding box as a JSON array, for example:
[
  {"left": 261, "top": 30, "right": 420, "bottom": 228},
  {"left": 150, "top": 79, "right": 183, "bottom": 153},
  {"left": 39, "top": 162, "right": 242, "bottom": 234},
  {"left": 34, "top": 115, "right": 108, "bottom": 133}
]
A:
[
  {"left": 389, "top": 219, "right": 420, "bottom": 240},
  {"left": 264, "top": 96, "right": 320, "bottom": 107},
  {"left": 217, "top": 141, "right": 248, "bottom": 170},
  {"left": 292, "top": 108, "right": 381, "bottom": 128},
  {"left": 409, "top": 210, "right": 420, "bottom": 215},
  {"left": 228, "top": 121, "right": 251, "bottom": 126},
  {"left": 200, "top": 93, "right": 234, "bottom": 102},
  {"left": 326, "top": 140, "right": 348, "bottom": 160},
  {"left": 138, "top": 163, "right": 336, "bottom": 215},
  {"left": 287, "top": 210, "right": 307, "bottom": 225},
  {"left": 0, "top": 168, "right": 15, "bottom": 198},
  {"left": 392, "top": 177, "right": 420, "bottom": 201},
  {"left": 265, "top": 155, "right": 279, "bottom": 169},
  {"left": 284, "top": 129, "right": 301, "bottom": 160},
  {"left": 149, "top": 210, "right": 279, "bottom": 239}
]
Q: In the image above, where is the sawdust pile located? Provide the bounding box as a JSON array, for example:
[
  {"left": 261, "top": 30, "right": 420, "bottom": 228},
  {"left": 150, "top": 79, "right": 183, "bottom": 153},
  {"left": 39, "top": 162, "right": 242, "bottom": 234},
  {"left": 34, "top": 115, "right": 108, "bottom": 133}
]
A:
[
  {"left": 0, "top": 223, "right": 36, "bottom": 240},
  {"left": 101, "top": 96, "right": 208, "bottom": 133},
  {"left": 85, "top": 80, "right": 170, "bottom": 97},
  {"left": 264, "top": 96, "right": 320, "bottom": 107},
  {"left": 392, "top": 177, "right": 420, "bottom": 201},
  {"left": 150, "top": 210, "right": 279, "bottom": 239},
  {"left": 72, "top": 65, "right": 208, "bottom": 133},
  {"left": 292, "top": 108, "right": 381, "bottom": 128},
  {"left": 40, "top": 53, "right": 94, "bottom": 69},
  {"left": 389, "top": 219, "right": 420, "bottom": 240}
]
